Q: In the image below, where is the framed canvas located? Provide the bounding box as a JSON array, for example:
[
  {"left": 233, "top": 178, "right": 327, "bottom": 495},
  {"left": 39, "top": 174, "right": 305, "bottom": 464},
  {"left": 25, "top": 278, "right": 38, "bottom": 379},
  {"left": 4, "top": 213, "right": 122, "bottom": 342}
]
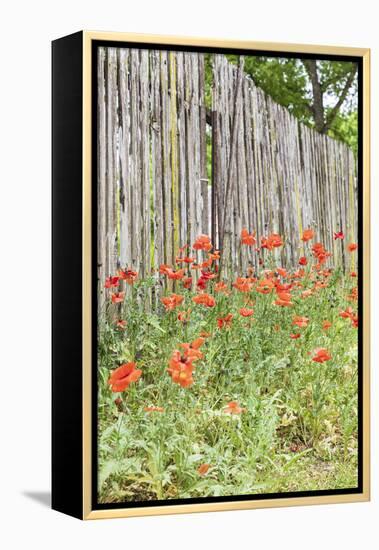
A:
[{"left": 52, "top": 31, "right": 370, "bottom": 520}]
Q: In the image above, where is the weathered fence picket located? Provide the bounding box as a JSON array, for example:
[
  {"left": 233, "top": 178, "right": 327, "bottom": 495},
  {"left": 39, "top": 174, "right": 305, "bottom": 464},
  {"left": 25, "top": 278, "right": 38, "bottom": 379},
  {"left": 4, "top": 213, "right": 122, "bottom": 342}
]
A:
[{"left": 97, "top": 47, "right": 357, "bottom": 305}]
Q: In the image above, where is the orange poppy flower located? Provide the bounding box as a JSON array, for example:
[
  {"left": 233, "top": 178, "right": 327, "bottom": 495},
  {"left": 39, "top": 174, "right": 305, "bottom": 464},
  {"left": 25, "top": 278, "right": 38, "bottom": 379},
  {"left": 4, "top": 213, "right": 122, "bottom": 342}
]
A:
[
  {"left": 301, "top": 289, "right": 313, "bottom": 299},
  {"left": 177, "top": 309, "right": 190, "bottom": 323},
  {"left": 116, "top": 319, "right": 127, "bottom": 329},
  {"left": 215, "top": 281, "right": 229, "bottom": 294},
  {"left": 274, "top": 292, "right": 293, "bottom": 307},
  {"left": 239, "top": 307, "right": 254, "bottom": 317},
  {"left": 197, "top": 463, "right": 211, "bottom": 476},
  {"left": 119, "top": 269, "right": 138, "bottom": 285},
  {"left": 292, "top": 268, "right": 306, "bottom": 279},
  {"left": 348, "top": 287, "right": 358, "bottom": 302},
  {"left": 312, "top": 348, "right": 331, "bottom": 363},
  {"left": 108, "top": 362, "right": 142, "bottom": 392},
  {"left": 193, "top": 234, "right": 212, "bottom": 251},
  {"left": 165, "top": 268, "right": 185, "bottom": 280},
  {"left": 241, "top": 228, "right": 256, "bottom": 246},
  {"left": 176, "top": 255, "right": 195, "bottom": 264},
  {"left": 301, "top": 228, "right": 314, "bottom": 242},
  {"left": 233, "top": 277, "right": 253, "bottom": 293},
  {"left": 192, "top": 293, "right": 216, "bottom": 307},
  {"left": 167, "top": 351, "right": 194, "bottom": 388},
  {"left": 339, "top": 306, "right": 354, "bottom": 319},
  {"left": 261, "top": 233, "right": 283, "bottom": 250},
  {"left": 290, "top": 333, "right": 301, "bottom": 339},
  {"left": 161, "top": 293, "right": 184, "bottom": 311},
  {"left": 104, "top": 276, "right": 119, "bottom": 288},
  {"left": 322, "top": 320, "right": 332, "bottom": 330},
  {"left": 144, "top": 406, "right": 164, "bottom": 413},
  {"left": 217, "top": 313, "right": 233, "bottom": 329},
  {"left": 159, "top": 264, "right": 171, "bottom": 275},
  {"left": 224, "top": 401, "right": 246, "bottom": 414},
  {"left": 312, "top": 243, "right": 331, "bottom": 266},
  {"left": 347, "top": 242, "right": 358, "bottom": 252},
  {"left": 111, "top": 291, "right": 125, "bottom": 304},
  {"left": 314, "top": 281, "right": 328, "bottom": 291},
  {"left": 209, "top": 251, "right": 220, "bottom": 261},
  {"left": 351, "top": 315, "right": 358, "bottom": 328},
  {"left": 299, "top": 256, "right": 307, "bottom": 266},
  {"left": 199, "top": 331, "right": 212, "bottom": 338},
  {"left": 292, "top": 316, "right": 309, "bottom": 328},
  {"left": 276, "top": 267, "right": 288, "bottom": 278},
  {"left": 200, "top": 259, "right": 213, "bottom": 269},
  {"left": 255, "top": 278, "right": 275, "bottom": 294}
]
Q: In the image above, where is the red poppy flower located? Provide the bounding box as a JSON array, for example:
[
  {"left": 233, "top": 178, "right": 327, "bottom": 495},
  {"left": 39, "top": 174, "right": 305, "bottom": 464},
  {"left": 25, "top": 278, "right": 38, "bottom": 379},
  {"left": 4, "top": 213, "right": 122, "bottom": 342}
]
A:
[
  {"left": 312, "top": 348, "right": 331, "bottom": 363},
  {"left": 290, "top": 333, "right": 301, "bottom": 339},
  {"left": 351, "top": 271, "right": 357, "bottom": 278},
  {"left": 301, "top": 228, "right": 314, "bottom": 242},
  {"left": 166, "top": 268, "right": 185, "bottom": 280},
  {"left": 241, "top": 228, "right": 256, "bottom": 246},
  {"left": 104, "top": 276, "right": 119, "bottom": 288},
  {"left": 351, "top": 315, "right": 359, "bottom": 328},
  {"left": 182, "top": 276, "right": 192, "bottom": 289},
  {"left": 197, "top": 463, "right": 211, "bottom": 476},
  {"left": 193, "top": 234, "right": 212, "bottom": 251},
  {"left": 111, "top": 291, "right": 125, "bottom": 304},
  {"left": 255, "top": 278, "right": 275, "bottom": 294},
  {"left": 108, "top": 362, "right": 142, "bottom": 392},
  {"left": 292, "top": 316, "right": 309, "bottom": 328},
  {"left": 161, "top": 293, "right": 184, "bottom": 311},
  {"left": 239, "top": 307, "right": 254, "bottom": 317},
  {"left": 119, "top": 269, "right": 138, "bottom": 285},
  {"left": 347, "top": 242, "right": 358, "bottom": 252},
  {"left": 299, "top": 256, "right": 307, "bottom": 266},
  {"left": 322, "top": 320, "right": 332, "bottom": 330},
  {"left": 224, "top": 401, "right": 246, "bottom": 414},
  {"left": 198, "top": 270, "right": 216, "bottom": 289},
  {"left": 192, "top": 293, "right": 216, "bottom": 307},
  {"left": 116, "top": 319, "right": 127, "bottom": 329},
  {"left": 334, "top": 231, "right": 345, "bottom": 240},
  {"left": 217, "top": 313, "right": 233, "bottom": 329}
]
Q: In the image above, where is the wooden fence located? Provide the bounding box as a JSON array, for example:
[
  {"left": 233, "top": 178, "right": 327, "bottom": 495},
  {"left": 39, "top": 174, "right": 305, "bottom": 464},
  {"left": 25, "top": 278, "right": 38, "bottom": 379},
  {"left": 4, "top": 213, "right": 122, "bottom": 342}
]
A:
[
  {"left": 97, "top": 47, "right": 357, "bottom": 299},
  {"left": 212, "top": 55, "right": 357, "bottom": 276}
]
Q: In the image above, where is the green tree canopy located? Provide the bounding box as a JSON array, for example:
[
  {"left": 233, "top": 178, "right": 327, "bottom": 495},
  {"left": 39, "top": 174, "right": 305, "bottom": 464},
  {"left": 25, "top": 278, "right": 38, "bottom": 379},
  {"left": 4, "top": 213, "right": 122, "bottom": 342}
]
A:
[{"left": 226, "top": 55, "right": 358, "bottom": 155}]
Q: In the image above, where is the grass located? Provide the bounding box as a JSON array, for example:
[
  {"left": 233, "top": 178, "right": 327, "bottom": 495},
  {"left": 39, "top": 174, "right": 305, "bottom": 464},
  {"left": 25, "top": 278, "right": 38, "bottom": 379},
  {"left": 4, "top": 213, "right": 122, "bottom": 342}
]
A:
[{"left": 97, "top": 240, "right": 358, "bottom": 504}]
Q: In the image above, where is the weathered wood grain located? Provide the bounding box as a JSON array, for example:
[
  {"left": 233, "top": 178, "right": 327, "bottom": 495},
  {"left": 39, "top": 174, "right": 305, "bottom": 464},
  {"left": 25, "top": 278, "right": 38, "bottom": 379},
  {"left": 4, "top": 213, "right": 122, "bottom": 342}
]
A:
[{"left": 97, "top": 48, "right": 357, "bottom": 297}]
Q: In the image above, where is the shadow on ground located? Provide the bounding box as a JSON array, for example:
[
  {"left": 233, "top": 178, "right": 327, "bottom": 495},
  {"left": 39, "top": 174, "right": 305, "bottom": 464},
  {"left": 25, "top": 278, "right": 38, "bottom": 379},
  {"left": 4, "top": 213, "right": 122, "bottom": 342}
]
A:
[{"left": 22, "top": 491, "right": 51, "bottom": 508}]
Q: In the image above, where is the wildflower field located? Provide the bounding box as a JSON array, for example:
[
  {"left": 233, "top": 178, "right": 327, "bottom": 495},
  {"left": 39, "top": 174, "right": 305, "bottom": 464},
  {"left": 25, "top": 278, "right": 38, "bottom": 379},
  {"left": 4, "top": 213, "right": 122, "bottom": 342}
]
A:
[{"left": 97, "top": 229, "right": 359, "bottom": 503}]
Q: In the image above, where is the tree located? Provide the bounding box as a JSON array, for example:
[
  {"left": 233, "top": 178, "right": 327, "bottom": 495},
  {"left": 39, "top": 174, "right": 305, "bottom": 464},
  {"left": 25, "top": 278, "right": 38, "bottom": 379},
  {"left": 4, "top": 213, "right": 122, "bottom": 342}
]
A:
[{"left": 226, "top": 55, "right": 358, "bottom": 154}]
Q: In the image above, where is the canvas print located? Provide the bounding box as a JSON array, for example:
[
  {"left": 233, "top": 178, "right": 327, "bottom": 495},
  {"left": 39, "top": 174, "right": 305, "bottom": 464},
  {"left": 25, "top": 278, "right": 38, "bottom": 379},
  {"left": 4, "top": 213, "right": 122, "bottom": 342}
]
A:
[{"left": 96, "top": 45, "right": 360, "bottom": 505}]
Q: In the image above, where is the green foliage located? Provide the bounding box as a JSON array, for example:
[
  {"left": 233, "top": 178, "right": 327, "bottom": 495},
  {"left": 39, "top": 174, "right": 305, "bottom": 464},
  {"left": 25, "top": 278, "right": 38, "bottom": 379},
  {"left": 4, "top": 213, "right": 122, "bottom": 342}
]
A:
[{"left": 97, "top": 269, "right": 358, "bottom": 503}]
